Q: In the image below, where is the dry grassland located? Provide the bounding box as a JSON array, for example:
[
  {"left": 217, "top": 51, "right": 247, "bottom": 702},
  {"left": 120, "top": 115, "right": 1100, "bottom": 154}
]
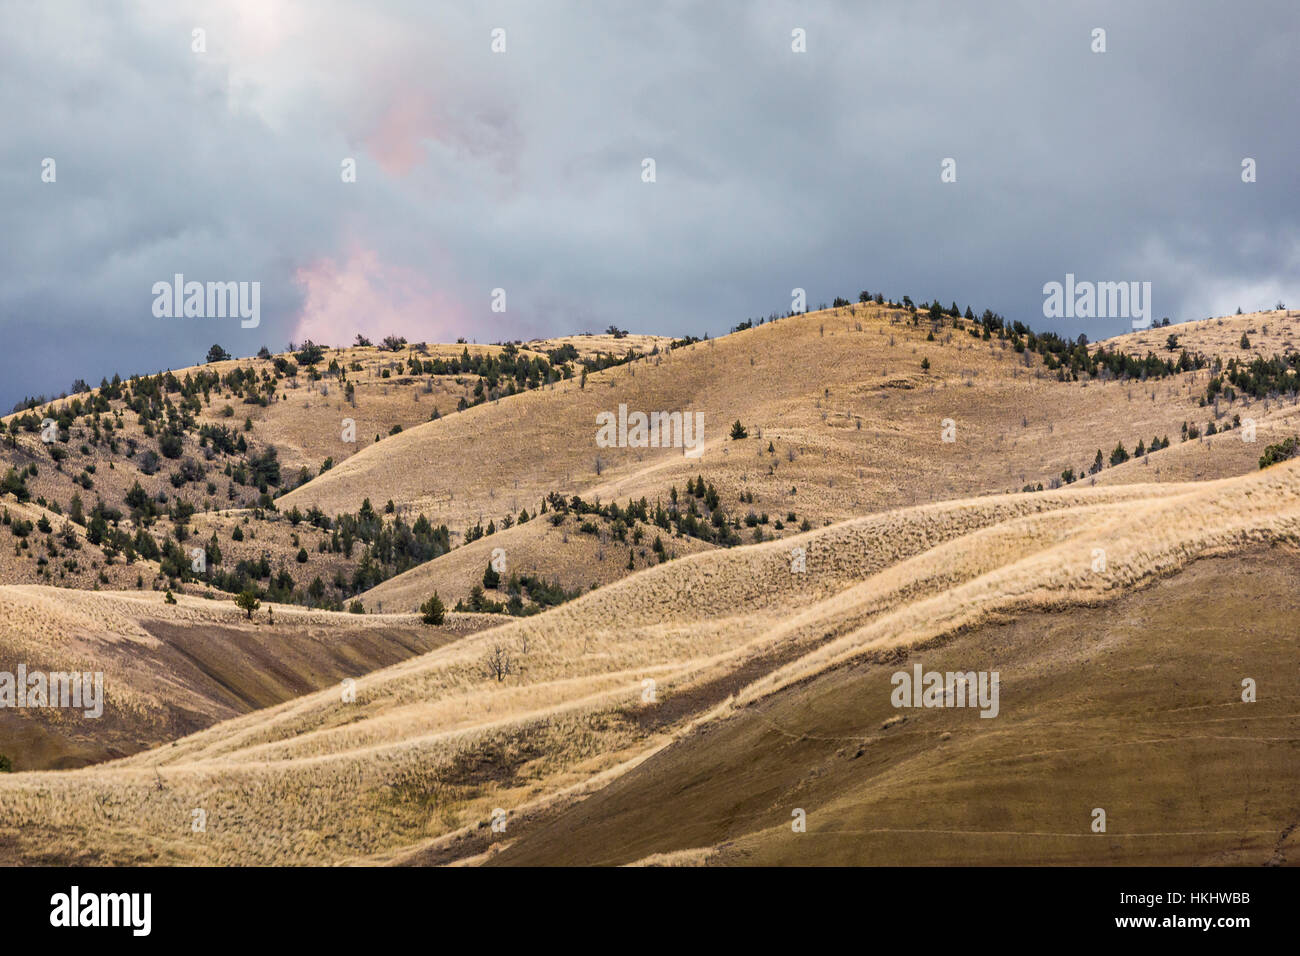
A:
[{"left": 3, "top": 456, "right": 1299, "bottom": 864}]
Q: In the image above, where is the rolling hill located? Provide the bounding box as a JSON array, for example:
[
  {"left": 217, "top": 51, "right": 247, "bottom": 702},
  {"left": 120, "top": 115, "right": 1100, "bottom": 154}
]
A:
[
  {"left": 1, "top": 303, "right": 1298, "bottom": 866},
  {"left": 2, "top": 458, "right": 1299, "bottom": 864}
]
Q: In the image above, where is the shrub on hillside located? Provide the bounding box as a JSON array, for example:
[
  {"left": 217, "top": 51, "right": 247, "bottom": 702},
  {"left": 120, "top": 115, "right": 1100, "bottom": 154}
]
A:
[
  {"left": 158, "top": 433, "right": 183, "bottom": 459},
  {"left": 1258, "top": 436, "right": 1299, "bottom": 469},
  {"left": 1, "top": 468, "right": 30, "bottom": 502},
  {"left": 295, "top": 340, "right": 325, "bottom": 365},
  {"left": 236, "top": 590, "right": 261, "bottom": 619}
]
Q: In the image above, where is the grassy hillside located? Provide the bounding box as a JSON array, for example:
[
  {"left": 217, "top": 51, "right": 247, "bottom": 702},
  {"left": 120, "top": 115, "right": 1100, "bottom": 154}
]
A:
[
  {"left": 3, "top": 457, "right": 1299, "bottom": 864},
  {"left": 489, "top": 549, "right": 1300, "bottom": 866},
  {"left": 289, "top": 304, "right": 1300, "bottom": 612},
  {"left": 5, "top": 303, "right": 1295, "bottom": 619},
  {"left": 0, "top": 585, "right": 503, "bottom": 771},
  {"left": 3, "top": 304, "right": 1299, "bottom": 867}
]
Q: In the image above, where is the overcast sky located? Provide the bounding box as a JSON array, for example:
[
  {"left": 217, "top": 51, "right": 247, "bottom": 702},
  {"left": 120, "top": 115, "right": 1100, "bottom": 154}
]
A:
[{"left": 2, "top": 0, "right": 1297, "bottom": 409}]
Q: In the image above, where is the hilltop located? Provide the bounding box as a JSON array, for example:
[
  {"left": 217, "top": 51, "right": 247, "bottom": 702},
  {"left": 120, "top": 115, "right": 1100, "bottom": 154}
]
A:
[{"left": 4, "top": 299, "right": 1299, "bottom": 620}]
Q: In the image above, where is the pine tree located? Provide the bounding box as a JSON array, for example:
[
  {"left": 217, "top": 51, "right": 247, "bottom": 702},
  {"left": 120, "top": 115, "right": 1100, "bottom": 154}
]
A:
[{"left": 420, "top": 592, "right": 446, "bottom": 625}]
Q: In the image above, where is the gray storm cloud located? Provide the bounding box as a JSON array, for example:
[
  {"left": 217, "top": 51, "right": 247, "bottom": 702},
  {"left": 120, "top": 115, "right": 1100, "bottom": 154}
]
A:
[{"left": 1, "top": 0, "right": 1297, "bottom": 409}]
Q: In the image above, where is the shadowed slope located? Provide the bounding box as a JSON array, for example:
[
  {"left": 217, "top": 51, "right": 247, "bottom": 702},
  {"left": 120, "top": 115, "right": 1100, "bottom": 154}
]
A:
[
  {"left": 0, "top": 587, "right": 502, "bottom": 771},
  {"left": 489, "top": 550, "right": 1300, "bottom": 866}
]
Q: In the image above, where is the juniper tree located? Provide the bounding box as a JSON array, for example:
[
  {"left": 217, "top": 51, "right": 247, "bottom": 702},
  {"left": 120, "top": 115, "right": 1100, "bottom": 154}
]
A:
[
  {"left": 236, "top": 590, "right": 261, "bottom": 619},
  {"left": 420, "top": 592, "right": 446, "bottom": 625}
]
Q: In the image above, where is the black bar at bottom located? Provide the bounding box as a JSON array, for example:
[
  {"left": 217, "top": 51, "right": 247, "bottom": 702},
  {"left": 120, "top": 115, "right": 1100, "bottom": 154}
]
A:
[{"left": 3, "top": 865, "right": 1287, "bottom": 943}]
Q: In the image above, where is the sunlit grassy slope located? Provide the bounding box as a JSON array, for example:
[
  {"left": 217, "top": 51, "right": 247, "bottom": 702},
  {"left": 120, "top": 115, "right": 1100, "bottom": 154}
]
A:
[{"left": 3, "top": 457, "right": 1299, "bottom": 865}]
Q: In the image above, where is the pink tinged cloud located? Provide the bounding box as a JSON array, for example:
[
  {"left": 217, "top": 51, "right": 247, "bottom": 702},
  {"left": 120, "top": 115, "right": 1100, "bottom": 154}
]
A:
[
  {"left": 355, "top": 81, "right": 520, "bottom": 180},
  {"left": 292, "top": 247, "right": 464, "bottom": 346},
  {"left": 364, "top": 90, "right": 439, "bottom": 177}
]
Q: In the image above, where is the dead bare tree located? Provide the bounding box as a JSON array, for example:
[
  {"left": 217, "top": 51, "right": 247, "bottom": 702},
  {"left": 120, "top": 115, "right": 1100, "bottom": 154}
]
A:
[{"left": 483, "top": 644, "right": 514, "bottom": 682}]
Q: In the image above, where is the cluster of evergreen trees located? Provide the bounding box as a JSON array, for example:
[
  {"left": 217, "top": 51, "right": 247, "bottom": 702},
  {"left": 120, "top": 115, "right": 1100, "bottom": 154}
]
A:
[
  {"left": 819, "top": 285, "right": 1216, "bottom": 391},
  {"left": 51, "top": 487, "right": 457, "bottom": 610},
  {"left": 541, "top": 477, "right": 777, "bottom": 550},
  {"left": 1045, "top": 342, "right": 1206, "bottom": 381},
  {"left": 458, "top": 567, "right": 581, "bottom": 617},
  {"left": 1056, "top": 435, "right": 1174, "bottom": 486},
  {"left": 407, "top": 343, "right": 565, "bottom": 392},
  {"left": 1205, "top": 352, "right": 1300, "bottom": 404}
]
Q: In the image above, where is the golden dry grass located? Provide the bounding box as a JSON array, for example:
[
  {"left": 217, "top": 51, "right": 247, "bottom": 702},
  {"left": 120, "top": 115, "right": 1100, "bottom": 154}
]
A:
[
  {"left": 0, "top": 585, "right": 504, "bottom": 772},
  {"left": 4, "top": 455, "right": 1300, "bottom": 864},
  {"left": 359, "top": 505, "right": 715, "bottom": 613},
  {"left": 283, "top": 304, "right": 1293, "bottom": 537},
  {"left": 1098, "top": 308, "right": 1298, "bottom": 357},
  {"left": 492, "top": 549, "right": 1300, "bottom": 866},
  {"left": 7, "top": 305, "right": 1292, "bottom": 606},
  {"left": 3, "top": 309, "right": 1299, "bottom": 865}
]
